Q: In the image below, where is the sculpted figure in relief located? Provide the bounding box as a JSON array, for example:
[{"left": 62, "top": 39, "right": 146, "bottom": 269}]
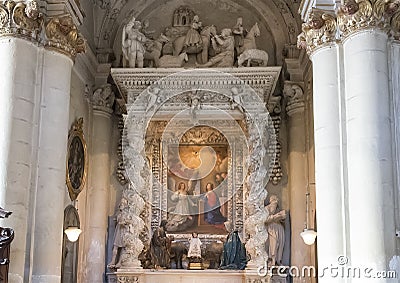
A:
[
  {"left": 232, "top": 17, "right": 245, "bottom": 55},
  {"left": 122, "top": 17, "right": 147, "bottom": 68},
  {"left": 196, "top": 28, "right": 235, "bottom": 68},
  {"left": 184, "top": 15, "right": 203, "bottom": 53}
]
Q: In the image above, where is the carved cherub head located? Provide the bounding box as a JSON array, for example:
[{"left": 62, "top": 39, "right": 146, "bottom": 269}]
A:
[
  {"left": 385, "top": 0, "right": 400, "bottom": 16},
  {"left": 342, "top": 0, "right": 359, "bottom": 15},
  {"left": 25, "top": 0, "right": 40, "bottom": 19},
  {"left": 308, "top": 11, "right": 324, "bottom": 29}
]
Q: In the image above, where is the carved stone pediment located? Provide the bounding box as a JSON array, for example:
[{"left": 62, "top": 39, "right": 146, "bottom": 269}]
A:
[{"left": 111, "top": 67, "right": 281, "bottom": 112}]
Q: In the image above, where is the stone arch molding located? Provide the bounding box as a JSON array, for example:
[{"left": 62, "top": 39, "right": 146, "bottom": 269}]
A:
[
  {"left": 111, "top": 68, "right": 281, "bottom": 268},
  {"left": 95, "top": 0, "right": 300, "bottom": 64}
]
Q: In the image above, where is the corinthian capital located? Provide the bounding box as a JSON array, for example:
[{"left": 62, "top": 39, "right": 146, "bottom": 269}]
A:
[
  {"left": 91, "top": 84, "right": 115, "bottom": 114},
  {"left": 297, "top": 9, "right": 337, "bottom": 55},
  {"left": 283, "top": 82, "right": 305, "bottom": 116},
  {"left": 45, "top": 15, "right": 85, "bottom": 59},
  {"left": 0, "top": 0, "right": 43, "bottom": 41},
  {"left": 337, "top": 0, "right": 400, "bottom": 38}
]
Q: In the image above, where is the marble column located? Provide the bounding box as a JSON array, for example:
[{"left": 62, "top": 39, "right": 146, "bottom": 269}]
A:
[
  {"left": 30, "top": 15, "right": 85, "bottom": 283},
  {"left": 390, "top": 40, "right": 400, "bottom": 259},
  {"left": 343, "top": 28, "right": 396, "bottom": 272},
  {"left": 0, "top": 2, "right": 43, "bottom": 282},
  {"left": 0, "top": 37, "right": 40, "bottom": 283},
  {"left": 84, "top": 85, "right": 114, "bottom": 282},
  {"left": 310, "top": 43, "right": 347, "bottom": 280},
  {"left": 298, "top": 10, "right": 346, "bottom": 282},
  {"left": 30, "top": 49, "right": 73, "bottom": 283},
  {"left": 284, "top": 82, "right": 312, "bottom": 282}
]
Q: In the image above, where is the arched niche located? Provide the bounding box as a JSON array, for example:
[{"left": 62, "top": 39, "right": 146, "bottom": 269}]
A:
[{"left": 61, "top": 205, "right": 80, "bottom": 283}]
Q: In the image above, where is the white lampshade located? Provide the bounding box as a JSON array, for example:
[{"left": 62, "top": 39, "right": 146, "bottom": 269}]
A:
[
  {"left": 64, "top": 227, "right": 82, "bottom": 242},
  {"left": 300, "top": 229, "right": 317, "bottom": 245}
]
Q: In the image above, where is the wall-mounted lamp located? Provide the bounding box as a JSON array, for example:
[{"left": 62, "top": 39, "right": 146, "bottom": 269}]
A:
[
  {"left": 64, "top": 226, "right": 82, "bottom": 242},
  {"left": 64, "top": 201, "right": 82, "bottom": 242},
  {"left": 301, "top": 192, "right": 317, "bottom": 245}
]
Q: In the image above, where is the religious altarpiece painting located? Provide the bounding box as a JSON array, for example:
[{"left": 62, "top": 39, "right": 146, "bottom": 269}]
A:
[{"left": 145, "top": 123, "right": 248, "bottom": 239}]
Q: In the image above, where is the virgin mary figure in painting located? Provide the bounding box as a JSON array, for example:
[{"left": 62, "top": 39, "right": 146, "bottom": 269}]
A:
[{"left": 202, "top": 183, "right": 227, "bottom": 225}]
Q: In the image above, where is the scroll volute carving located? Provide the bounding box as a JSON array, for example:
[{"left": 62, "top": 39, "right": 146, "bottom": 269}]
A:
[
  {"left": 0, "top": 0, "right": 43, "bottom": 39},
  {"left": 337, "top": 0, "right": 400, "bottom": 37},
  {"left": 45, "top": 15, "right": 85, "bottom": 58},
  {"left": 297, "top": 9, "right": 337, "bottom": 55}
]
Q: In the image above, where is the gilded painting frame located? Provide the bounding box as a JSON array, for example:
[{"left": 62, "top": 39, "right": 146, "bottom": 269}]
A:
[{"left": 66, "top": 118, "right": 87, "bottom": 201}]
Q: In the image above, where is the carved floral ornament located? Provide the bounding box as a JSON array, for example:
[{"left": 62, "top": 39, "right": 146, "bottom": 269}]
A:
[
  {"left": 0, "top": 0, "right": 85, "bottom": 59},
  {"left": 298, "top": 0, "right": 400, "bottom": 55}
]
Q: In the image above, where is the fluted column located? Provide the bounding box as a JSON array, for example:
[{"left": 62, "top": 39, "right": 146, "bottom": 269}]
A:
[
  {"left": 339, "top": 1, "right": 398, "bottom": 275},
  {"left": 298, "top": 10, "right": 346, "bottom": 283},
  {"left": 0, "top": 2, "right": 43, "bottom": 282},
  {"left": 31, "top": 15, "right": 85, "bottom": 283},
  {"left": 284, "top": 82, "right": 313, "bottom": 282},
  {"left": 84, "top": 85, "right": 114, "bottom": 282}
]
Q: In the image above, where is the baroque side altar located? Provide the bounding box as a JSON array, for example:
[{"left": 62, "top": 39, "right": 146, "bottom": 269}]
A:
[{"left": 108, "top": 66, "right": 284, "bottom": 282}]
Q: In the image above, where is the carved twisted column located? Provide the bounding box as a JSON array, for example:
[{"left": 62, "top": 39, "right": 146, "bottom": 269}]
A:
[
  {"left": 244, "top": 113, "right": 269, "bottom": 269},
  {"left": 84, "top": 85, "right": 115, "bottom": 282},
  {"left": 31, "top": 13, "right": 85, "bottom": 283},
  {"left": 284, "top": 82, "right": 312, "bottom": 283},
  {"left": 338, "top": 0, "right": 398, "bottom": 275},
  {"left": 116, "top": 113, "right": 147, "bottom": 270},
  {"left": 298, "top": 9, "right": 346, "bottom": 283}
]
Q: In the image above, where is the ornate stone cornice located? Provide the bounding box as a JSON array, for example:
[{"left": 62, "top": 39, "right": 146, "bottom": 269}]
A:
[
  {"left": 0, "top": 0, "right": 43, "bottom": 42},
  {"left": 45, "top": 15, "right": 85, "bottom": 59},
  {"left": 297, "top": 8, "right": 337, "bottom": 55},
  {"left": 337, "top": 0, "right": 400, "bottom": 38},
  {"left": 283, "top": 81, "right": 305, "bottom": 116},
  {"left": 91, "top": 84, "right": 115, "bottom": 114}
]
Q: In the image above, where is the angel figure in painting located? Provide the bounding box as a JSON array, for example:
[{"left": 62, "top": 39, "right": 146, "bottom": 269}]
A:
[{"left": 166, "top": 182, "right": 197, "bottom": 232}]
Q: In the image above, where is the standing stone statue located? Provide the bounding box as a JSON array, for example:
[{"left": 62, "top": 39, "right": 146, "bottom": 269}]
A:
[
  {"left": 122, "top": 17, "right": 147, "bottom": 68},
  {"left": 265, "top": 195, "right": 286, "bottom": 266}
]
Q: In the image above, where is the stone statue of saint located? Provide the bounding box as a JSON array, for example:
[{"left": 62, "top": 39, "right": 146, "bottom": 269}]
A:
[
  {"left": 108, "top": 198, "right": 129, "bottom": 269},
  {"left": 122, "top": 17, "right": 147, "bottom": 68},
  {"left": 265, "top": 195, "right": 286, "bottom": 266},
  {"left": 150, "top": 220, "right": 170, "bottom": 268}
]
